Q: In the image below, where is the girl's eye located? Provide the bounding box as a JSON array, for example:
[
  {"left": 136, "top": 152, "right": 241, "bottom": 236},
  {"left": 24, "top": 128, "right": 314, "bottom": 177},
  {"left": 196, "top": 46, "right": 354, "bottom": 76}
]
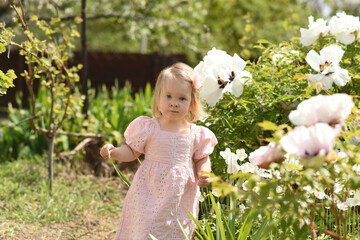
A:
[
  {"left": 179, "top": 97, "right": 186, "bottom": 101},
  {"left": 166, "top": 95, "right": 171, "bottom": 99}
]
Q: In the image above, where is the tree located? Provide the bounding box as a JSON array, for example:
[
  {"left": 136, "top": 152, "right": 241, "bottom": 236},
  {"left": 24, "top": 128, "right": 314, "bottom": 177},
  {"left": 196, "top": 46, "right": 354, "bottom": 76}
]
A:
[
  {"left": 0, "top": 22, "right": 16, "bottom": 95},
  {"left": 1, "top": 0, "right": 102, "bottom": 192},
  {"left": 3, "top": 0, "right": 210, "bottom": 64},
  {"left": 203, "top": 0, "right": 317, "bottom": 60}
]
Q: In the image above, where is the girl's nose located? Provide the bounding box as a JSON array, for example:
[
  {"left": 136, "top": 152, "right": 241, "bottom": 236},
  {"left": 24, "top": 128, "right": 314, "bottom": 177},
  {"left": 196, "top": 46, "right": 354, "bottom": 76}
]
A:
[{"left": 170, "top": 100, "right": 178, "bottom": 107}]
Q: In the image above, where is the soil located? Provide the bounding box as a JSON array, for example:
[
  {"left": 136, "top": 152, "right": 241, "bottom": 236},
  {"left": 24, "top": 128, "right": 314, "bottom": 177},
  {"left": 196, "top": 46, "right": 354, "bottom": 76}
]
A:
[{"left": 0, "top": 213, "right": 119, "bottom": 240}]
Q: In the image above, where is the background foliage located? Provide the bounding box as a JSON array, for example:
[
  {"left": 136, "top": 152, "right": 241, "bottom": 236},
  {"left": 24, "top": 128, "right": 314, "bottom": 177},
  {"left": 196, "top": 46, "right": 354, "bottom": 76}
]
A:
[
  {"left": 0, "top": 81, "right": 152, "bottom": 162},
  {"left": 1, "top": 0, "right": 320, "bottom": 64},
  {"left": 1, "top": 0, "right": 360, "bottom": 239}
]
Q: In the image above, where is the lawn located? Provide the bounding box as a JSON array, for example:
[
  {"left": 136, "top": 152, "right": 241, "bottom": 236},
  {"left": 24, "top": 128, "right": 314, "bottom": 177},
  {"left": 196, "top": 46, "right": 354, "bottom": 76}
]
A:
[{"left": 0, "top": 156, "right": 132, "bottom": 240}]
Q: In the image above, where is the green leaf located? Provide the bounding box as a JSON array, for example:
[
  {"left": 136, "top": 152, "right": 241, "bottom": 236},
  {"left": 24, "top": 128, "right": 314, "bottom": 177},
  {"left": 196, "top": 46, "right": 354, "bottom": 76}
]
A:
[
  {"left": 177, "top": 219, "right": 191, "bottom": 240},
  {"left": 238, "top": 209, "right": 255, "bottom": 240},
  {"left": 111, "top": 160, "right": 131, "bottom": 187},
  {"left": 209, "top": 193, "right": 226, "bottom": 240},
  {"left": 253, "top": 217, "right": 268, "bottom": 240},
  {"left": 188, "top": 211, "right": 209, "bottom": 238},
  {"left": 258, "top": 120, "right": 278, "bottom": 131}
]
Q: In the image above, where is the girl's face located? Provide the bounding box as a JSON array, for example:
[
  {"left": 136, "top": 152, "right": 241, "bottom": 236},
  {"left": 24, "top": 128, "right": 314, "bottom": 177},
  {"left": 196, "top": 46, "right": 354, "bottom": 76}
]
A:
[{"left": 158, "top": 78, "right": 192, "bottom": 122}]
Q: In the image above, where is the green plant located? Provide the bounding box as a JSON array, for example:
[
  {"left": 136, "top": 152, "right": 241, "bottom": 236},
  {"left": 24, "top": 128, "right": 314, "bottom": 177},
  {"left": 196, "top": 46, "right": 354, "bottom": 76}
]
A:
[
  {"left": 0, "top": 80, "right": 153, "bottom": 163},
  {"left": 192, "top": 12, "right": 360, "bottom": 239},
  {"left": 0, "top": 0, "right": 97, "bottom": 191},
  {"left": 88, "top": 81, "right": 153, "bottom": 146},
  {"left": 0, "top": 22, "right": 17, "bottom": 95},
  {"left": 0, "top": 156, "right": 122, "bottom": 224}
]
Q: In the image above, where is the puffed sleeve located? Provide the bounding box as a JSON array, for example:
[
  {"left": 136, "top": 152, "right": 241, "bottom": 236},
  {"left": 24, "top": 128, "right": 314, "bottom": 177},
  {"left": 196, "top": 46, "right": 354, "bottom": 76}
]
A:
[
  {"left": 124, "top": 116, "right": 154, "bottom": 154},
  {"left": 193, "top": 126, "right": 218, "bottom": 163}
]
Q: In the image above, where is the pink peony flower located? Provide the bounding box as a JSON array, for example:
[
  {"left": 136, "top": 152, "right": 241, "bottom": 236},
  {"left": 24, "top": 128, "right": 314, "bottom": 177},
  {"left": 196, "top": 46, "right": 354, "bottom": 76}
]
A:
[
  {"left": 249, "top": 142, "right": 285, "bottom": 169},
  {"left": 280, "top": 123, "right": 339, "bottom": 168},
  {"left": 289, "top": 93, "right": 354, "bottom": 127}
]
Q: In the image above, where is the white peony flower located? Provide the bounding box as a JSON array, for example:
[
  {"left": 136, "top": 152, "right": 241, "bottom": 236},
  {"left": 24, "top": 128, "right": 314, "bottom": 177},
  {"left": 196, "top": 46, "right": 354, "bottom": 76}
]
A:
[
  {"left": 280, "top": 123, "right": 340, "bottom": 168},
  {"left": 300, "top": 16, "right": 329, "bottom": 46},
  {"left": 305, "top": 44, "right": 351, "bottom": 90},
  {"left": 194, "top": 47, "right": 252, "bottom": 107},
  {"left": 328, "top": 12, "right": 360, "bottom": 45},
  {"left": 289, "top": 93, "right": 354, "bottom": 126}
]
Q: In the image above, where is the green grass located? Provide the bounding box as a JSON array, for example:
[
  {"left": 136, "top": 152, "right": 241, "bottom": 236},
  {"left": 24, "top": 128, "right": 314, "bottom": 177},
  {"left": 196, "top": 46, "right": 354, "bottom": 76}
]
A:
[{"left": 0, "top": 155, "right": 124, "bottom": 224}]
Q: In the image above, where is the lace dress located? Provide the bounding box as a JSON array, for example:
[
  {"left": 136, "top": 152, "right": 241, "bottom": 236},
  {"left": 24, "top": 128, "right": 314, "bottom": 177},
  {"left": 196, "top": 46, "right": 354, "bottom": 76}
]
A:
[{"left": 114, "top": 116, "right": 217, "bottom": 240}]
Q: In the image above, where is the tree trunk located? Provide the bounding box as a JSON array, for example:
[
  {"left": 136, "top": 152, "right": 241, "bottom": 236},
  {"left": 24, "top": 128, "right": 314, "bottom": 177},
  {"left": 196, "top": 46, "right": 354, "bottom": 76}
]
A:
[
  {"left": 48, "top": 133, "right": 55, "bottom": 192},
  {"left": 81, "top": 0, "right": 88, "bottom": 116}
]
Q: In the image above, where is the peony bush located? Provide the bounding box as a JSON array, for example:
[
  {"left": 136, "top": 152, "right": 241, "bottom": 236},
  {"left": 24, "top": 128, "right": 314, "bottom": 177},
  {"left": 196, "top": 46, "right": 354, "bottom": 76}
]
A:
[{"left": 194, "top": 11, "right": 360, "bottom": 239}]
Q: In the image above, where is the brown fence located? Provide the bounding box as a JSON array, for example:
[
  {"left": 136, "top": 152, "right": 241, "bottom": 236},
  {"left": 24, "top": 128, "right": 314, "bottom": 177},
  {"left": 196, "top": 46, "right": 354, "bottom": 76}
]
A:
[{"left": 0, "top": 50, "right": 187, "bottom": 108}]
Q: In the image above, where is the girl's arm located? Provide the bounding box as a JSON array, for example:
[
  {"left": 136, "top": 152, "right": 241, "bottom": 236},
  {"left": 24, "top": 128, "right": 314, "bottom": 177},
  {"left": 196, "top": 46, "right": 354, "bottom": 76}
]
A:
[
  {"left": 100, "top": 143, "right": 141, "bottom": 162},
  {"left": 195, "top": 156, "right": 212, "bottom": 188}
]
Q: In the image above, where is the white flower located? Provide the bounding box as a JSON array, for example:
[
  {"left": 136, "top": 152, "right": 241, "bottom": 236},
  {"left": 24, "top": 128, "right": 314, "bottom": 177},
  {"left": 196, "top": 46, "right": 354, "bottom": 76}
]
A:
[
  {"left": 276, "top": 185, "right": 283, "bottom": 194},
  {"left": 352, "top": 164, "right": 360, "bottom": 175},
  {"left": 303, "top": 185, "right": 313, "bottom": 194},
  {"left": 242, "top": 180, "right": 248, "bottom": 191},
  {"left": 226, "top": 154, "right": 241, "bottom": 174},
  {"left": 305, "top": 44, "right": 351, "bottom": 90},
  {"left": 239, "top": 204, "right": 247, "bottom": 213},
  {"left": 314, "top": 190, "right": 327, "bottom": 200},
  {"left": 194, "top": 47, "right": 252, "bottom": 107},
  {"left": 283, "top": 153, "right": 302, "bottom": 170},
  {"left": 328, "top": 12, "right": 360, "bottom": 45},
  {"left": 249, "top": 143, "right": 285, "bottom": 169},
  {"left": 256, "top": 168, "right": 273, "bottom": 179},
  {"left": 236, "top": 148, "right": 248, "bottom": 161},
  {"left": 335, "top": 150, "right": 347, "bottom": 159},
  {"left": 334, "top": 181, "right": 344, "bottom": 194},
  {"left": 220, "top": 148, "right": 232, "bottom": 160},
  {"left": 300, "top": 16, "right": 329, "bottom": 46},
  {"left": 280, "top": 123, "right": 339, "bottom": 168},
  {"left": 212, "top": 188, "right": 220, "bottom": 197},
  {"left": 289, "top": 94, "right": 354, "bottom": 126},
  {"left": 220, "top": 148, "right": 242, "bottom": 174},
  {"left": 199, "top": 194, "right": 205, "bottom": 202},
  {"left": 336, "top": 201, "right": 349, "bottom": 211},
  {"left": 347, "top": 191, "right": 360, "bottom": 207},
  {"left": 240, "top": 162, "right": 257, "bottom": 174}
]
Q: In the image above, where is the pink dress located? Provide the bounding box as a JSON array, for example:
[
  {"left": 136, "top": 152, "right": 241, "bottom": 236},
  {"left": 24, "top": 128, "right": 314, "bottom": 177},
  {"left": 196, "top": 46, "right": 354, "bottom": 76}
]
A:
[{"left": 115, "top": 116, "right": 217, "bottom": 240}]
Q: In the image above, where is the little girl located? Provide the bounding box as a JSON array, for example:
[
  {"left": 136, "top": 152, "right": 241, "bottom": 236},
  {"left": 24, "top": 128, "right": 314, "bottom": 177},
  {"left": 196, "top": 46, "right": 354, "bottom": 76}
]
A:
[{"left": 100, "top": 62, "right": 217, "bottom": 240}]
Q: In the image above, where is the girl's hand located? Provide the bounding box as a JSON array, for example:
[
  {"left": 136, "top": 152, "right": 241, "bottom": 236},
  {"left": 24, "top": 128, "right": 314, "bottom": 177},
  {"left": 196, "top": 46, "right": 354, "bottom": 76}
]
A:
[
  {"left": 198, "top": 172, "right": 210, "bottom": 188},
  {"left": 100, "top": 144, "right": 114, "bottom": 159}
]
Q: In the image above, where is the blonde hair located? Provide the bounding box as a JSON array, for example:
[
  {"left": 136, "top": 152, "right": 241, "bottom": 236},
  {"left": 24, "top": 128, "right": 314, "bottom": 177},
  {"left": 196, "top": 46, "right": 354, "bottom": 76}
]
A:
[{"left": 152, "top": 62, "right": 206, "bottom": 122}]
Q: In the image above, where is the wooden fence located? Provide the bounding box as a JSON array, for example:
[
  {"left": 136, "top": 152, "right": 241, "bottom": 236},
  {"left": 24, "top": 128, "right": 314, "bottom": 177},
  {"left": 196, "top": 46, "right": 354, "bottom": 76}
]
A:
[{"left": 0, "top": 50, "right": 186, "bottom": 108}]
